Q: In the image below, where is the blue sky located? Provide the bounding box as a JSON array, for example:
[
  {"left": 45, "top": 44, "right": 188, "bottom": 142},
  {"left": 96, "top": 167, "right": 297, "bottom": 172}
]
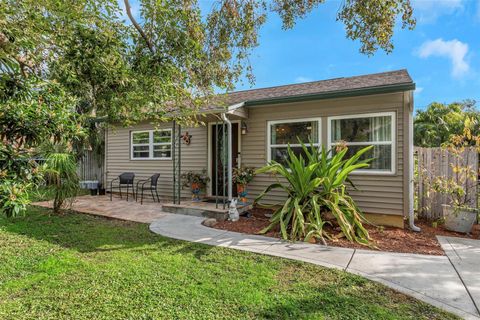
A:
[{"left": 123, "top": 0, "right": 480, "bottom": 110}]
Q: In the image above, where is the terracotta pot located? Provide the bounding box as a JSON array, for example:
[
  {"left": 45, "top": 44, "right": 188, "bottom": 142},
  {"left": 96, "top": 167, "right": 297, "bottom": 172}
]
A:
[
  {"left": 191, "top": 182, "right": 201, "bottom": 201},
  {"left": 237, "top": 183, "right": 248, "bottom": 204}
]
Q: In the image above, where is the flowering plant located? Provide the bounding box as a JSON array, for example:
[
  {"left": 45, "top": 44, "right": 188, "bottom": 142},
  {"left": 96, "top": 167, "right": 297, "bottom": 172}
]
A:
[
  {"left": 181, "top": 169, "right": 210, "bottom": 190},
  {"left": 233, "top": 166, "right": 255, "bottom": 185}
]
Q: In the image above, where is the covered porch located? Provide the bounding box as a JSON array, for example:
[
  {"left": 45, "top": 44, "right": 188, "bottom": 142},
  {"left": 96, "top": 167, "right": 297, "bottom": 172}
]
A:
[{"left": 166, "top": 103, "right": 250, "bottom": 217}]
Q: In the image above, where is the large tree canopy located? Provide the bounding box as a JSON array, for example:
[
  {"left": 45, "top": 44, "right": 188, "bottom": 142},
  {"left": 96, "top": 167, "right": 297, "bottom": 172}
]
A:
[
  {"left": 1, "top": 0, "right": 416, "bottom": 124},
  {"left": 414, "top": 100, "right": 480, "bottom": 147},
  {"left": 0, "top": 0, "right": 416, "bottom": 217}
]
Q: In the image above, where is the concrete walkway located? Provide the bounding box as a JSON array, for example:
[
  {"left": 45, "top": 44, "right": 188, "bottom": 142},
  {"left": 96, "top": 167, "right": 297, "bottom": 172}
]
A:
[{"left": 150, "top": 214, "right": 480, "bottom": 320}]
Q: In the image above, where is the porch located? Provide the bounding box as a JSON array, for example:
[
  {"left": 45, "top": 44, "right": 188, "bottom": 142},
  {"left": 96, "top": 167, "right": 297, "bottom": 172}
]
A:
[{"left": 33, "top": 194, "right": 251, "bottom": 223}]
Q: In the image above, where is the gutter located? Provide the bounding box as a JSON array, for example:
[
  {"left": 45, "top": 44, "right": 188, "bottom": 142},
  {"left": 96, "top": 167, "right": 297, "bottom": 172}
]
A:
[
  {"left": 221, "top": 113, "right": 233, "bottom": 202},
  {"left": 408, "top": 96, "right": 420, "bottom": 232}
]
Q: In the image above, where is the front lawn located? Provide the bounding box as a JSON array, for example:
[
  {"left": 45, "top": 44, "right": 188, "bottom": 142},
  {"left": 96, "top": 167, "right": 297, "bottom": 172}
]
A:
[{"left": 0, "top": 207, "right": 458, "bottom": 319}]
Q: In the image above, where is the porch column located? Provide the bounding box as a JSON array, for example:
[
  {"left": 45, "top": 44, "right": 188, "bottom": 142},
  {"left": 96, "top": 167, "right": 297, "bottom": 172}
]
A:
[{"left": 221, "top": 113, "right": 233, "bottom": 202}]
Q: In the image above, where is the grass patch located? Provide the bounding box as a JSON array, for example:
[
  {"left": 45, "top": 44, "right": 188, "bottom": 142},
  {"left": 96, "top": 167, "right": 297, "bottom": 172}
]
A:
[{"left": 0, "top": 207, "right": 459, "bottom": 319}]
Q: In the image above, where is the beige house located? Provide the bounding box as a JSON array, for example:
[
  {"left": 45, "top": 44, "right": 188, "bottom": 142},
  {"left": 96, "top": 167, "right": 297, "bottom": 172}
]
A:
[{"left": 105, "top": 69, "right": 416, "bottom": 228}]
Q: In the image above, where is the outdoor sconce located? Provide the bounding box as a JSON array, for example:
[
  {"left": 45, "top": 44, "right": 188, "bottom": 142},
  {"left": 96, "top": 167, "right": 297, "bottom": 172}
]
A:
[{"left": 241, "top": 121, "right": 248, "bottom": 135}]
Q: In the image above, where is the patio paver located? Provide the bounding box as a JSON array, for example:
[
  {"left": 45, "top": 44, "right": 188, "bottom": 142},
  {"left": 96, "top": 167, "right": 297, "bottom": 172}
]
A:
[
  {"left": 150, "top": 214, "right": 480, "bottom": 319},
  {"left": 34, "top": 195, "right": 167, "bottom": 223}
]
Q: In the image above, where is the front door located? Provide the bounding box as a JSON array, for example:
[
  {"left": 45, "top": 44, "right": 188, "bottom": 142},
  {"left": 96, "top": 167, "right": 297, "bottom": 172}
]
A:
[{"left": 211, "top": 123, "right": 239, "bottom": 197}]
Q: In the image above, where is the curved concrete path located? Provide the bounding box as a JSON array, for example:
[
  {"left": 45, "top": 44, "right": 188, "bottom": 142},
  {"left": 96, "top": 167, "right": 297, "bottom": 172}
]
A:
[{"left": 150, "top": 214, "right": 480, "bottom": 319}]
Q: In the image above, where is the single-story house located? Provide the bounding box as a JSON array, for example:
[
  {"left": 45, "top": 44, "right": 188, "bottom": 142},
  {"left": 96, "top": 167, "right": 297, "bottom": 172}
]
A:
[{"left": 104, "top": 69, "right": 416, "bottom": 228}]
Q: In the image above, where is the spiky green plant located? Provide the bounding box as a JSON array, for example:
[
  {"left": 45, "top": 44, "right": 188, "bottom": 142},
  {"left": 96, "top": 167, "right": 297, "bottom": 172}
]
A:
[
  {"left": 43, "top": 153, "right": 79, "bottom": 214},
  {"left": 255, "top": 142, "right": 373, "bottom": 245}
]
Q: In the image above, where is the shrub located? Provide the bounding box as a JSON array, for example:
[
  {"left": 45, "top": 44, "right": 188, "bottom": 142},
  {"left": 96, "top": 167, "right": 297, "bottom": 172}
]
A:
[
  {"left": 43, "top": 153, "right": 79, "bottom": 214},
  {"left": 255, "top": 142, "right": 373, "bottom": 245},
  {"left": 181, "top": 169, "right": 210, "bottom": 190},
  {"left": 233, "top": 166, "right": 255, "bottom": 185}
]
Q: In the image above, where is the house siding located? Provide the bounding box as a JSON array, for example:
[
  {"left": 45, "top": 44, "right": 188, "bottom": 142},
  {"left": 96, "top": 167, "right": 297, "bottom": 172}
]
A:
[
  {"left": 106, "top": 122, "right": 208, "bottom": 199},
  {"left": 105, "top": 91, "right": 410, "bottom": 218},
  {"left": 241, "top": 92, "right": 407, "bottom": 217}
]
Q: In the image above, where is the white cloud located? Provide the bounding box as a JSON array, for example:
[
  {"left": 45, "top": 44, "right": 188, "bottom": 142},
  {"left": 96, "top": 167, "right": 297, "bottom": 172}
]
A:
[
  {"left": 415, "top": 87, "right": 424, "bottom": 95},
  {"left": 412, "top": 0, "right": 464, "bottom": 23},
  {"left": 418, "top": 38, "right": 470, "bottom": 78},
  {"left": 294, "top": 76, "right": 313, "bottom": 83}
]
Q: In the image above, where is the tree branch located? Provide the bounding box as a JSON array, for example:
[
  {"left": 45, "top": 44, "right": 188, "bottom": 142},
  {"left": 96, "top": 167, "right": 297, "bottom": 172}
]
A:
[{"left": 123, "top": 0, "right": 154, "bottom": 53}]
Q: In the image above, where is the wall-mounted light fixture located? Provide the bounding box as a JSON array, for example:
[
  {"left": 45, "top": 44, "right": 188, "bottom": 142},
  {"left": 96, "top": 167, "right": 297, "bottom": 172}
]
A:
[{"left": 241, "top": 121, "right": 248, "bottom": 135}]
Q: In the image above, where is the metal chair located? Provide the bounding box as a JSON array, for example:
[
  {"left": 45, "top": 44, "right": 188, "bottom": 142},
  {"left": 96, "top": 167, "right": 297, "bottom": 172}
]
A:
[
  {"left": 136, "top": 173, "right": 160, "bottom": 204},
  {"left": 109, "top": 172, "right": 135, "bottom": 201}
]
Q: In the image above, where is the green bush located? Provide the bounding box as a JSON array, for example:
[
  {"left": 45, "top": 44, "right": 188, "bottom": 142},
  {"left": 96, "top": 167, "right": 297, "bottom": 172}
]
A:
[
  {"left": 43, "top": 153, "right": 79, "bottom": 214},
  {"left": 255, "top": 143, "right": 373, "bottom": 245}
]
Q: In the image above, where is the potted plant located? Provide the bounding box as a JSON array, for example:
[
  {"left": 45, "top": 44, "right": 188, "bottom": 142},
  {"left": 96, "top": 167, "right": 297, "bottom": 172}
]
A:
[
  {"left": 181, "top": 169, "right": 209, "bottom": 201},
  {"left": 432, "top": 118, "right": 479, "bottom": 233},
  {"left": 233, "top": 166, "right": 255, "bottom": 204}
]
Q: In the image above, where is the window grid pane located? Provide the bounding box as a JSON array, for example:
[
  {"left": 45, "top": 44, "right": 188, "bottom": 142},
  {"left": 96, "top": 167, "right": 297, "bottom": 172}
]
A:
[
  {"left": 153, "top": 130, "right": 172, "bottom": 143},
  {"left": 271, "top": 121, "right": 318, "bottom": 145},
  {"left": 329, "top": 114, "right": 393, "bottom": 172},
  {"left": 331, "top": 116, "right": 392, "bottom": 143},
  {"left": 132, "top": 132, "right": 150, "bottom": 144}
]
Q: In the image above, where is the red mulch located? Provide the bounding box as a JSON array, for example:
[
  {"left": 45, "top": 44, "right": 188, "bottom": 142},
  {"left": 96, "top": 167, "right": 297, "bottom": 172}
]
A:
[{"left": 213, "top": 208, "right": 480, "bottom": 256}]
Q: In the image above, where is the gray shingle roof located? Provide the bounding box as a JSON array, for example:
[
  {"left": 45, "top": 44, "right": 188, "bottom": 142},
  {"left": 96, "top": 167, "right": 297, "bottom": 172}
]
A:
[{"left": 213, "top": 69, "right": 414, "bottom": 108}]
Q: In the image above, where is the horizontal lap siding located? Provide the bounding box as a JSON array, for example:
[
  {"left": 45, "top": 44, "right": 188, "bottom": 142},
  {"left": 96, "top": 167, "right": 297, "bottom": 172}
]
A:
[
  {"left": 106, "top": 122, "right": 207, "bottom": 199},
  {"left": 242, "top": 92, "right": 406, "bottom": 216}
]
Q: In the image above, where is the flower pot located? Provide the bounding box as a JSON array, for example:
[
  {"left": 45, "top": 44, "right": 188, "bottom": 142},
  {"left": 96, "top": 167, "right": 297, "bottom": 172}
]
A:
[
  {"left": 237, "top": 184, "right": 248, "bottom": 204},
  {"left": 191, "top": 182, "right": 201, "bottom": 202},
  {"left": 442, "top": 204, "right": 478, "bottom": 233},
  {"left": 90, "top": 188, "right": 98, "bottom": 196}
]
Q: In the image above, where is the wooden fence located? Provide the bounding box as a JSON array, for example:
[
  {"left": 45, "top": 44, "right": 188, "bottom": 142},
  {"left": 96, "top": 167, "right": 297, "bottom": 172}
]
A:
[
  {"left": 77, "top": 150, "right": 104, "bottom": 185},
  {"left": 415, "top": 147, "right": 478, "bottom": 220}
]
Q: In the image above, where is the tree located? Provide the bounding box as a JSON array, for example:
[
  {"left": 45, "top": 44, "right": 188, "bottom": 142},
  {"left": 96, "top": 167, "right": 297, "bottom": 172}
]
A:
[
  {"left": 2, "top": 0, "right": 416, "bottom": 123},
  {"left": 0, "top": 0, "right": 416, "bottom": 216},
  {"left": 414, "top": 100, "right": 480, "bottom": 147}
]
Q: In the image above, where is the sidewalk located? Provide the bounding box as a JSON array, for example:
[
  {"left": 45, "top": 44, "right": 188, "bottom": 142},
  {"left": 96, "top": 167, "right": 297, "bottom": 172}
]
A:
[{"left": 150, "top": 214, "right": 480, "bottom": 320}]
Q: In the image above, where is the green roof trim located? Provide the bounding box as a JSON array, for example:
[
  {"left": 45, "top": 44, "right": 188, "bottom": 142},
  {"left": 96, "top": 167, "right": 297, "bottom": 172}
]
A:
[{"left": 243, "top": 82, "right": 415, "bottom": 107}]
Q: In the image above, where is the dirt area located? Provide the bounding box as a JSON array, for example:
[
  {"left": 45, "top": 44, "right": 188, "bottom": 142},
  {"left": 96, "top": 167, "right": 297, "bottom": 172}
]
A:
[{"left": 213, "top": 208, "right": 480, "bottom": 256}]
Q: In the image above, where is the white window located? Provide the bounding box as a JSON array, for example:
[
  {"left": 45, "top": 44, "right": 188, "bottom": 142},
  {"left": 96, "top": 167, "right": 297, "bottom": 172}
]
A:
[
  {"left": 267, "top": 118, "right": 321, "bottom": 166},
  {"left": 131, "top": 129, "right": 172, "bottom": 160},
  {"left": 328, "top": 112, "right": 395, "bottom": 174}
]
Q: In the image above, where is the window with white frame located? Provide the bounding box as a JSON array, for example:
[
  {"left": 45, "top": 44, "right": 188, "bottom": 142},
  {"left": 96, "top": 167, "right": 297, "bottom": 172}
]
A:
[
  {"left": 131, "top": 129, "right": 172, "bottom": 160},
  {"left": 328, "top": 112, "right": 395, "bottom": 173},
  {"left": 268, "top": 118, "right": 321, "bottom": 166}
]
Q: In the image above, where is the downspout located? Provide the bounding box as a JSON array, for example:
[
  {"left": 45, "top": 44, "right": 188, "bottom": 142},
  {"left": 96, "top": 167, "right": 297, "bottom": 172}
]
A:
[
  {"left": 408, "top": 95, "right": 421, "bottom": 232},
  {"left": 221, "top": 113, "right": 233, "bottom": 202}
]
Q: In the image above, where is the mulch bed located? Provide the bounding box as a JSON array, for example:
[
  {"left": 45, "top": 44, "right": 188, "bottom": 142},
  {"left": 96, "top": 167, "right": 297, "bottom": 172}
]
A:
[{"left": 212, "top": 208, "right": 480, "bottom": 256}]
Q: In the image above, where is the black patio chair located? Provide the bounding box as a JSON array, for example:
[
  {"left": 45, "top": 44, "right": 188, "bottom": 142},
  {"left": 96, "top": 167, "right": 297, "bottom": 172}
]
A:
[
  {"left": 109, "top": 172, "right": 135, "bottom": 201},
  {"left": 136, "top": 173, "right": 160, "bottom": 204}
]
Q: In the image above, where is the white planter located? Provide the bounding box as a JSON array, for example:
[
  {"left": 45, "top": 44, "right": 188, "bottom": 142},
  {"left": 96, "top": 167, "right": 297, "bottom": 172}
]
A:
[{"left": 442, "top": 204, "right": 478, "bottom": 234}]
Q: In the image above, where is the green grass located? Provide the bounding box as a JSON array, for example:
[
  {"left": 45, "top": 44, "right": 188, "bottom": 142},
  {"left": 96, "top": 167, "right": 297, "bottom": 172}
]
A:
[{"left": 0, "top": 207, "right": 459, "bottom": 320}]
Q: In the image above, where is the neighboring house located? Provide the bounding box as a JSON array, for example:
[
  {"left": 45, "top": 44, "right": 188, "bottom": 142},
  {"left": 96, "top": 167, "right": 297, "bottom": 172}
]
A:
[{"left": 105, "top": 69, "right": 415, "bottom": 228}]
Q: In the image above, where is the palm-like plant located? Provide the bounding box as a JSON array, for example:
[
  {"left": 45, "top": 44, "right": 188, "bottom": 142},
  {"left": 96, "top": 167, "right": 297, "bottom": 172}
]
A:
[
  {"left": 43, "top": 153, "right": 79, "bottom": 214},
  {"left": 255, "top": 142, "right": 373, "bottom": 245}
]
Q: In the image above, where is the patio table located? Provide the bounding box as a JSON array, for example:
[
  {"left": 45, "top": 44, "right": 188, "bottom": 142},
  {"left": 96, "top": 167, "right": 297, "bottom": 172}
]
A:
[{"left": 79, "top": 180, "right": 99, "bottom": 195}]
